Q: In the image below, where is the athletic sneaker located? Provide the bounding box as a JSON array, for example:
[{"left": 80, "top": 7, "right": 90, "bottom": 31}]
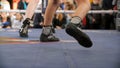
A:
[
  {"left": 65, "top": 23, "right": 93, "bottom": 48},
  {"left": 40, "top": 26, "right": 59, "bottom": 42},
  {"left": 19, "top": 18, "right": 31, "bottom": 37}
]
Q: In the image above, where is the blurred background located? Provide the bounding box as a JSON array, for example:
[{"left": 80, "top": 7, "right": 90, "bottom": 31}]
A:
[{"left": 0, "top": 0, "right": 118, "bottom": 30}]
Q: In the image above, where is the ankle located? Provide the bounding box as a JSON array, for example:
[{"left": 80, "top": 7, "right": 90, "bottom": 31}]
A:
[
  {"left": 42, "top": 26, "right": 53, "bottom": 35},
  {"left": 70, "top": 16, "right": 82, "bottom": 25},
  {"left": 23, "top": 18, "right": 31, "bottom": 25}
]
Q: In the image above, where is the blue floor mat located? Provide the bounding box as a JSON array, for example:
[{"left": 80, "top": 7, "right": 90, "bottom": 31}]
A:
[{"left": 0, "top": 29, "right": 120, "bottom": 68}]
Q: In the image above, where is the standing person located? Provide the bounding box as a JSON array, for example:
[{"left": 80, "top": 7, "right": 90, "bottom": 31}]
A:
[
  {"left": 19, "top": 0, "right": 93, "bottom": 48},
  {"left": 1, "top": 0, "right": 10, "bottom": 10},
  {"left": 17, "top": 0, "right": 29, "bottom": 10},
  {"left": 102, "top": 0, "right": 115, "bottom": 29},
  {"left": 88, "top": 0, "right": 102, "bottom": 29}
]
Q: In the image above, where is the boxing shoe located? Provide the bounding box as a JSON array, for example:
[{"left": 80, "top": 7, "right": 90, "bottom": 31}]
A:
[
  {"left": 65, "top": 17, "right": 93, "bottom": 48},
  {"left": 19, "top": 18, "right": 31, "bottom": 37},
  {"left": 40, "top": 26, "right": 59, "bottom": 42}
]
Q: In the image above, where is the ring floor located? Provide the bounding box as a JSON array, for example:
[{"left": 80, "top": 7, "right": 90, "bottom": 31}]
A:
[{"left": 0, "top": 29, "right": 120, "bottom": 68}]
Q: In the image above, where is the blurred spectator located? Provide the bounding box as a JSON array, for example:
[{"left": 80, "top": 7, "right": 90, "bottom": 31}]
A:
[
  {"left": 33, "top": 13, "right": 43, "bottom": 28},
  {"left": 53, "top": 7, "right": 67, "bottom": 29},
  {"left": 52, "top": 1, "right": 75, "bottom": 29},
  {"left": 17, "top": 0, "right": 29, "bottom": 10},
  {"left": 0, "top": 4, "right": 2, "bottom": 9},
  {"left": 0, "top": 12, "right": 11, "bottom": 28},
  {"left": 33, "top": 0, "right": 43, "bottom": 28},
  {"left": 112, "top": 0, "right": 117, "bottom": 10},
  {"left": 0, "top": 0, "right": 3, "bottom": 9},
  {"left": 12, "top": 0, "right": 20, "bottom": 9},
  {"left": 0, "top": 13, "right": 2, "bottom": 28},
  {"left": 64, "top": 1, "right": 75, "bottom": 10},
  {"left": 64, "top": 1, "right": 75, "bottom": 23},
  {"left": 102, "top": 0, "right": 114, "bottom": 10},
  {"left": 102, "top": 0, "right": 115, "bottom": 29},
  {"left": 0, "top": 0, "right": 11, "bottom": 28},
  {"left": 7, "top": 0, "right": 12, "bottom": 9},
  {"left": 1, "top": 0, "right": 10, "bottom": 10},
  {"left": 87, "top": 0, "right": 102, "bottom": 29},
  {"left": 11, "top": 12, "right": 24, "bottom": 29}
]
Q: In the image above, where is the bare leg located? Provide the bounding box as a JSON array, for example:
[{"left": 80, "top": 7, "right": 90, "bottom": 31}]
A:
[
  {"left": 73, "top": 0, "right": 90, "bottom": 19},
  {"left": 40, "top": 0, "right": 60, "bottom": 42},
  {"left": 25, "top": 0, "right": 39, "bottom": 19},
  {"left": 44, "top": 0, "right": 60, "bottom": 26},
  {"left": 65, "top": 0, "right": 93, "bottom": 48}
]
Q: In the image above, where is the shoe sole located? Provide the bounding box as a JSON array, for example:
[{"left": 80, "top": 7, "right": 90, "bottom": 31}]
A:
[{"left": 65, "top": 23, "right": 93, "bottom": 48}]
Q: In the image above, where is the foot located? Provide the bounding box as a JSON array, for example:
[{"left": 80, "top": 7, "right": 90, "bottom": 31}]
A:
[
  {"left": 40, "top": 33, "right": 59, "bottom": 42},
  {"left": 19, "top": 18, "right": 31, "bottom": 37},
  {"left": 65, "top": 23, "right": 93, "bottom": 48},
  {"left": 40, "top": 26, "right": 59, "bottom": 42}
]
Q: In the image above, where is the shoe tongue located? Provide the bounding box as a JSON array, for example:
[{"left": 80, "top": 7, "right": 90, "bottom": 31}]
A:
[{"left": 42, "top": 26, "right": 53, "bottom": 35}]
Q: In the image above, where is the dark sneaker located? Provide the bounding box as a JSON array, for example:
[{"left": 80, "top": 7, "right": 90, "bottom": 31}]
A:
[
  {"left": 40, "top": 26, "right": 59, "bottom": 42},
  {"left": 40, "top": 33, "right": 59, "bottom": 42},
  {"left": 65, "top": 23, "right": 93, "bottom": 48},
  {"left": 19, "top": 18, "right": 31, "bottom": 37}
]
